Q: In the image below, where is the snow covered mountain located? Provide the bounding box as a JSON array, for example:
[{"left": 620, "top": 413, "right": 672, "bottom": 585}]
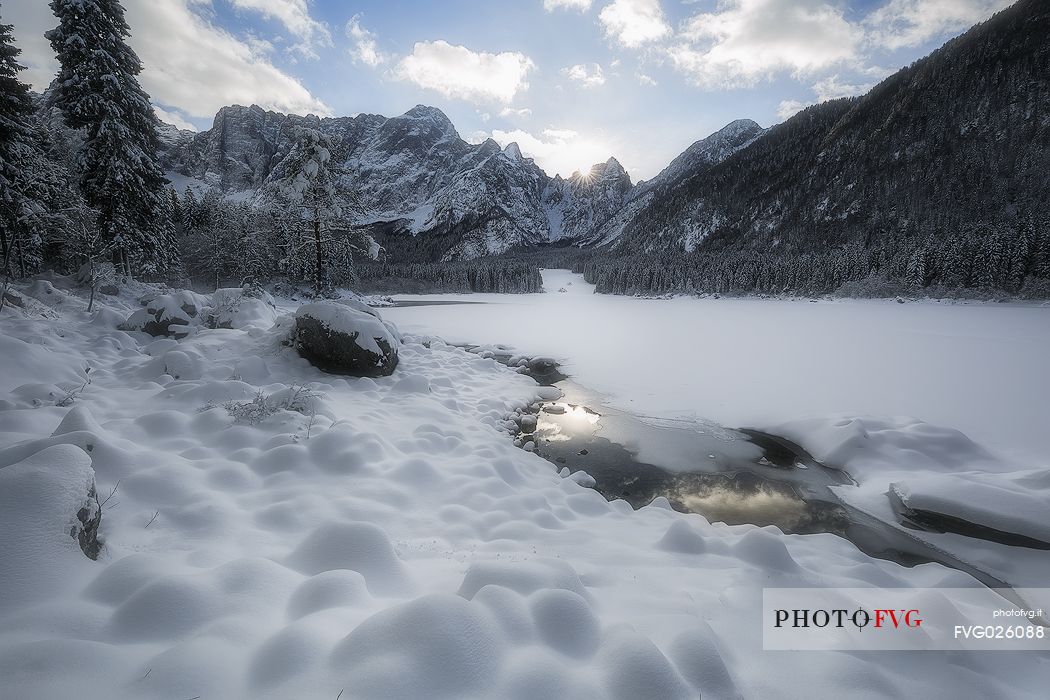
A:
[
  {"left": 540, "top": 157, "right": 632, "bottom": 243},
  {"left": 570, "top": 119, "right": 766, "bottom": 247},
  {"left": 161, "top": 105, "right": 754, "bottom": 261}
]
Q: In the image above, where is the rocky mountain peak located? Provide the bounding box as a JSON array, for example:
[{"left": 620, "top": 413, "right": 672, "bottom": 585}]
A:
[
  {"left": 503, "top": 142, "right": 523, "bottom": 160},
  {"left": 399, "top": 105, "right": 458, "bottom": 137}
]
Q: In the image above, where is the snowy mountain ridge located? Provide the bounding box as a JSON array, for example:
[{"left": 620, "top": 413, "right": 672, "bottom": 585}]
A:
[{"left": 160, "top": 105, "right": 761, "bottom": 261}]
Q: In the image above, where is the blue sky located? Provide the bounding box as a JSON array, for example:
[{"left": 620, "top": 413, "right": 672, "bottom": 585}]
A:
[{"left": 8, "top": 0, "right": 1013, "bottom": 179}]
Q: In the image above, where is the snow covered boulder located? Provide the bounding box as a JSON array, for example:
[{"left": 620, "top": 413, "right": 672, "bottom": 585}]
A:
[
  {"left": 0, "top": 444, "right": 102, "bottom": 574},
  {"left": 294, "top": 301, "right": 400, "bottom": 377},
  {"left": 206, "top": 287, "right": 278, "bottom": 330},
  {"left": 122, "top": 290, "right": 204, "bottom": 338}
]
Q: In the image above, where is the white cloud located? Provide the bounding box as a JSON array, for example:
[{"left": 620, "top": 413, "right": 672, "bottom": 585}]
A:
[
  {"left": 672, "top": 0, "right": 863, "bottom": 88},
  {"left": 228, "top": 0, "right": 331, "bottom": 58},
  {"left": 775, "top": 73, "right": 880, "bottom": 121},
  {"left": 544, "top": 0, "right": 593, "bottom": 11},
  {"left": 599, "top": 0, "right": 671, "bottom": 48},
  {"left": 637, "top": 72, "right": 657, "bottom": 86},
  {"left": 9, "top": 1, "right": 329, "bottom": 119},
  {"left": 500, "top": 107, "right": 534, "bottom": 118},
  {"left": 562, "top": 63, "right": 606, "bottom": 87},
  {"left": 394, "top": 41, "right": 535, "bottom": 104},
  {"left": 863, "top": 0, "right": 1011, "bottom": 50},
  {"left": 154, "top": 105, "right": 199, "bottom": 131},
  {"left": 811, "top": 74, "right": 875, "bottom": 101},
  {"left": 776, "top": 99, "right": 811, "bottom": 120},
  {"left": 346, "top": 14, "right": 384, "bottom": 67},
  {"left": 488, "top": 127, "right": 614, "bottom": 177}
]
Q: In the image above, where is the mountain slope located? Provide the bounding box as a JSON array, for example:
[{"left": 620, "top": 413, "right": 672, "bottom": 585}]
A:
[
  {"left": 598, "top": 0, "right": 1050, "bottom": 295},
  {"left": 580, "top": 119, "right": 765, "bottom": 247}
]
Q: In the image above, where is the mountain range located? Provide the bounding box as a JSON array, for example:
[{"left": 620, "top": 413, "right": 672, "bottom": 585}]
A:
[{"left": 158, "top": 104, "right": 762, "bottom": 262}]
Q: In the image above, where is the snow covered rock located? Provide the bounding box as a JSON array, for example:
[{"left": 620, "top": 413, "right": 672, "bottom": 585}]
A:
[
  {"left": 122, "top": 290, "right": 205, "bottom": 337},
  {"left": 0, "top": 444, "right": 102, "bottom": 605},
  {"left": 206, "top": 287, "right": 278, "bottom": 330},
  {"left": 294, "top": 301, "right": 400, "bottom": 377}
]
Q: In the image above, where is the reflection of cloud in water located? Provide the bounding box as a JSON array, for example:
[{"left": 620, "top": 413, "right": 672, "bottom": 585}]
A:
[
  {"left": 536, "top": 403, "right": 601, "bottom": 443},
  {"left": 677, "top": 485, "right": 808, "bottom": 530}
]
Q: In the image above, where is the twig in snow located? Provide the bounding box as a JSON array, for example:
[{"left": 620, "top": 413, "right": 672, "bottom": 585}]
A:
[
  {"left": 337, "top": 690, "right": 344, "bottom": 700},
  {"left": 145, "top": 510, "right": 160, "bottom": 528},
  {"left": 56, "top": 368, "right": 92, "bottom": 407},
  {"left": 99, "top": 480, "right": 120, "bottom": 509}
]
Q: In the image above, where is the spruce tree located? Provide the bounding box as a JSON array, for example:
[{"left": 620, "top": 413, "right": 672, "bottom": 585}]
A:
[
  {"left": 266, "top": 127, "right": 373, "bottom": 295},
  {"left": 46, "top": 0, "right": 177, "bottom": 277},
  {"left": 0, "top": 18, "right": 60, "bottom": 280}
]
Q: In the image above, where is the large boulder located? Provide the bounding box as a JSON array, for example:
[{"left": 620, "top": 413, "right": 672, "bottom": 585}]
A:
[{"left": 294, "top": 301, "right": 400, "bottom": 377}]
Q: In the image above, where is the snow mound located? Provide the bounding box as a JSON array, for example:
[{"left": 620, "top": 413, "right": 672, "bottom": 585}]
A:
[
  {"left": 773, "top": 415, "right": 1001, "bottom": 481},
  {"left": 458, "top": 559, "right": 590, "bottom": 601},
  {"left": 0, "top": 334, "right": 85, "bottom": 396},
  {"left": 208, "top": 287, "right": 278, "bottom": 330},
  {"left": 286, "top": 521, "right": 413, "bottom": 594},
  {"left": 287, "top": 569, "right": 371, "bottom": 619},
  {"left": 598, "top": 629, "right": 694, "bottom": 700},
  {"left": 529, "top": 589, "right": 601, "bottom": 657},
  {"left": 0, "top": 444, "right": 98, "bottom": 613},
  {"left": 657, "top": 519, "right": 708, "bottom": 554},
  {"left": 330, "top": 594, "right": 505, "bottom": 699}
]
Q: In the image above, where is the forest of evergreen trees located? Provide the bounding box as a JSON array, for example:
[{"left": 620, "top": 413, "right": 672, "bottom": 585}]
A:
[
  {"left": 354, "top": 260, "right": 543, "bottom": 294},
  {"left": 582, "top": 217, "right": 1050, "bottom": 298}
]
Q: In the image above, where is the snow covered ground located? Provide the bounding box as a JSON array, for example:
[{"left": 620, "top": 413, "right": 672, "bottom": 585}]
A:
[{"left": 1, "top": 272, "right": 1048, "bottom": 699}]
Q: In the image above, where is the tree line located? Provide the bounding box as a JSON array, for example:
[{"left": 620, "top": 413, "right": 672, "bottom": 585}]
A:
[
  {"left": 354, "top": 260, "right": 542, "bottom": 294},
  {"left": 582, "top": 217, "right": 1050, "bottom": 298}
]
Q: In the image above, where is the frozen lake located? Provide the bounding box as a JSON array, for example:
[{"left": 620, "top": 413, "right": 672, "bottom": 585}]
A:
[{"left": 383, "top": 269, "right": 1050, "bottom": 465}]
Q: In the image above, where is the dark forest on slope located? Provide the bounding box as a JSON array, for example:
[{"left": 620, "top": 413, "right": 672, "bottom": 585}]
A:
[{"left": 586, "top": 0, "right": 1050, "bottom": 297}]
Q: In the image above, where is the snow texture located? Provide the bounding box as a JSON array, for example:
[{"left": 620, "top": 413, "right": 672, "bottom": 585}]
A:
[{"left": 0, "top": 271, "right": 1047, "bottom": 699}]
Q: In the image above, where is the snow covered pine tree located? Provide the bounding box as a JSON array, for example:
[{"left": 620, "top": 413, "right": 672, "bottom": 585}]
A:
[
  {"left": 46, "top": 0, "right": 177, "bottom": 278},
  {"left": 0, "top": 17, "right": 69, "bottom": 287},
  {"left": 265, "top": 127, "right": 374, "bottom": 296}
]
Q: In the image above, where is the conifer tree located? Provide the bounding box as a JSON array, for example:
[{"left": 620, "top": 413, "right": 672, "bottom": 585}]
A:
[
  {"left": 265, "top": 127, "right": 375, "bottom": 295},
  {"left": 46, "top": 0, "right": 177, "bottom": 277},
  {"left": 0, "top": 18, "right": 63, "bottom": 280}
]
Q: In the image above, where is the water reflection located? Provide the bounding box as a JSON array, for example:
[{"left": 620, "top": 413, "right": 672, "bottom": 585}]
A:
[
  {"left": 520, "top": 379, "right": 853, "bottom": 535},
  {"left": 676, "top": 483, "right": 809, "bottom": 530}
]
